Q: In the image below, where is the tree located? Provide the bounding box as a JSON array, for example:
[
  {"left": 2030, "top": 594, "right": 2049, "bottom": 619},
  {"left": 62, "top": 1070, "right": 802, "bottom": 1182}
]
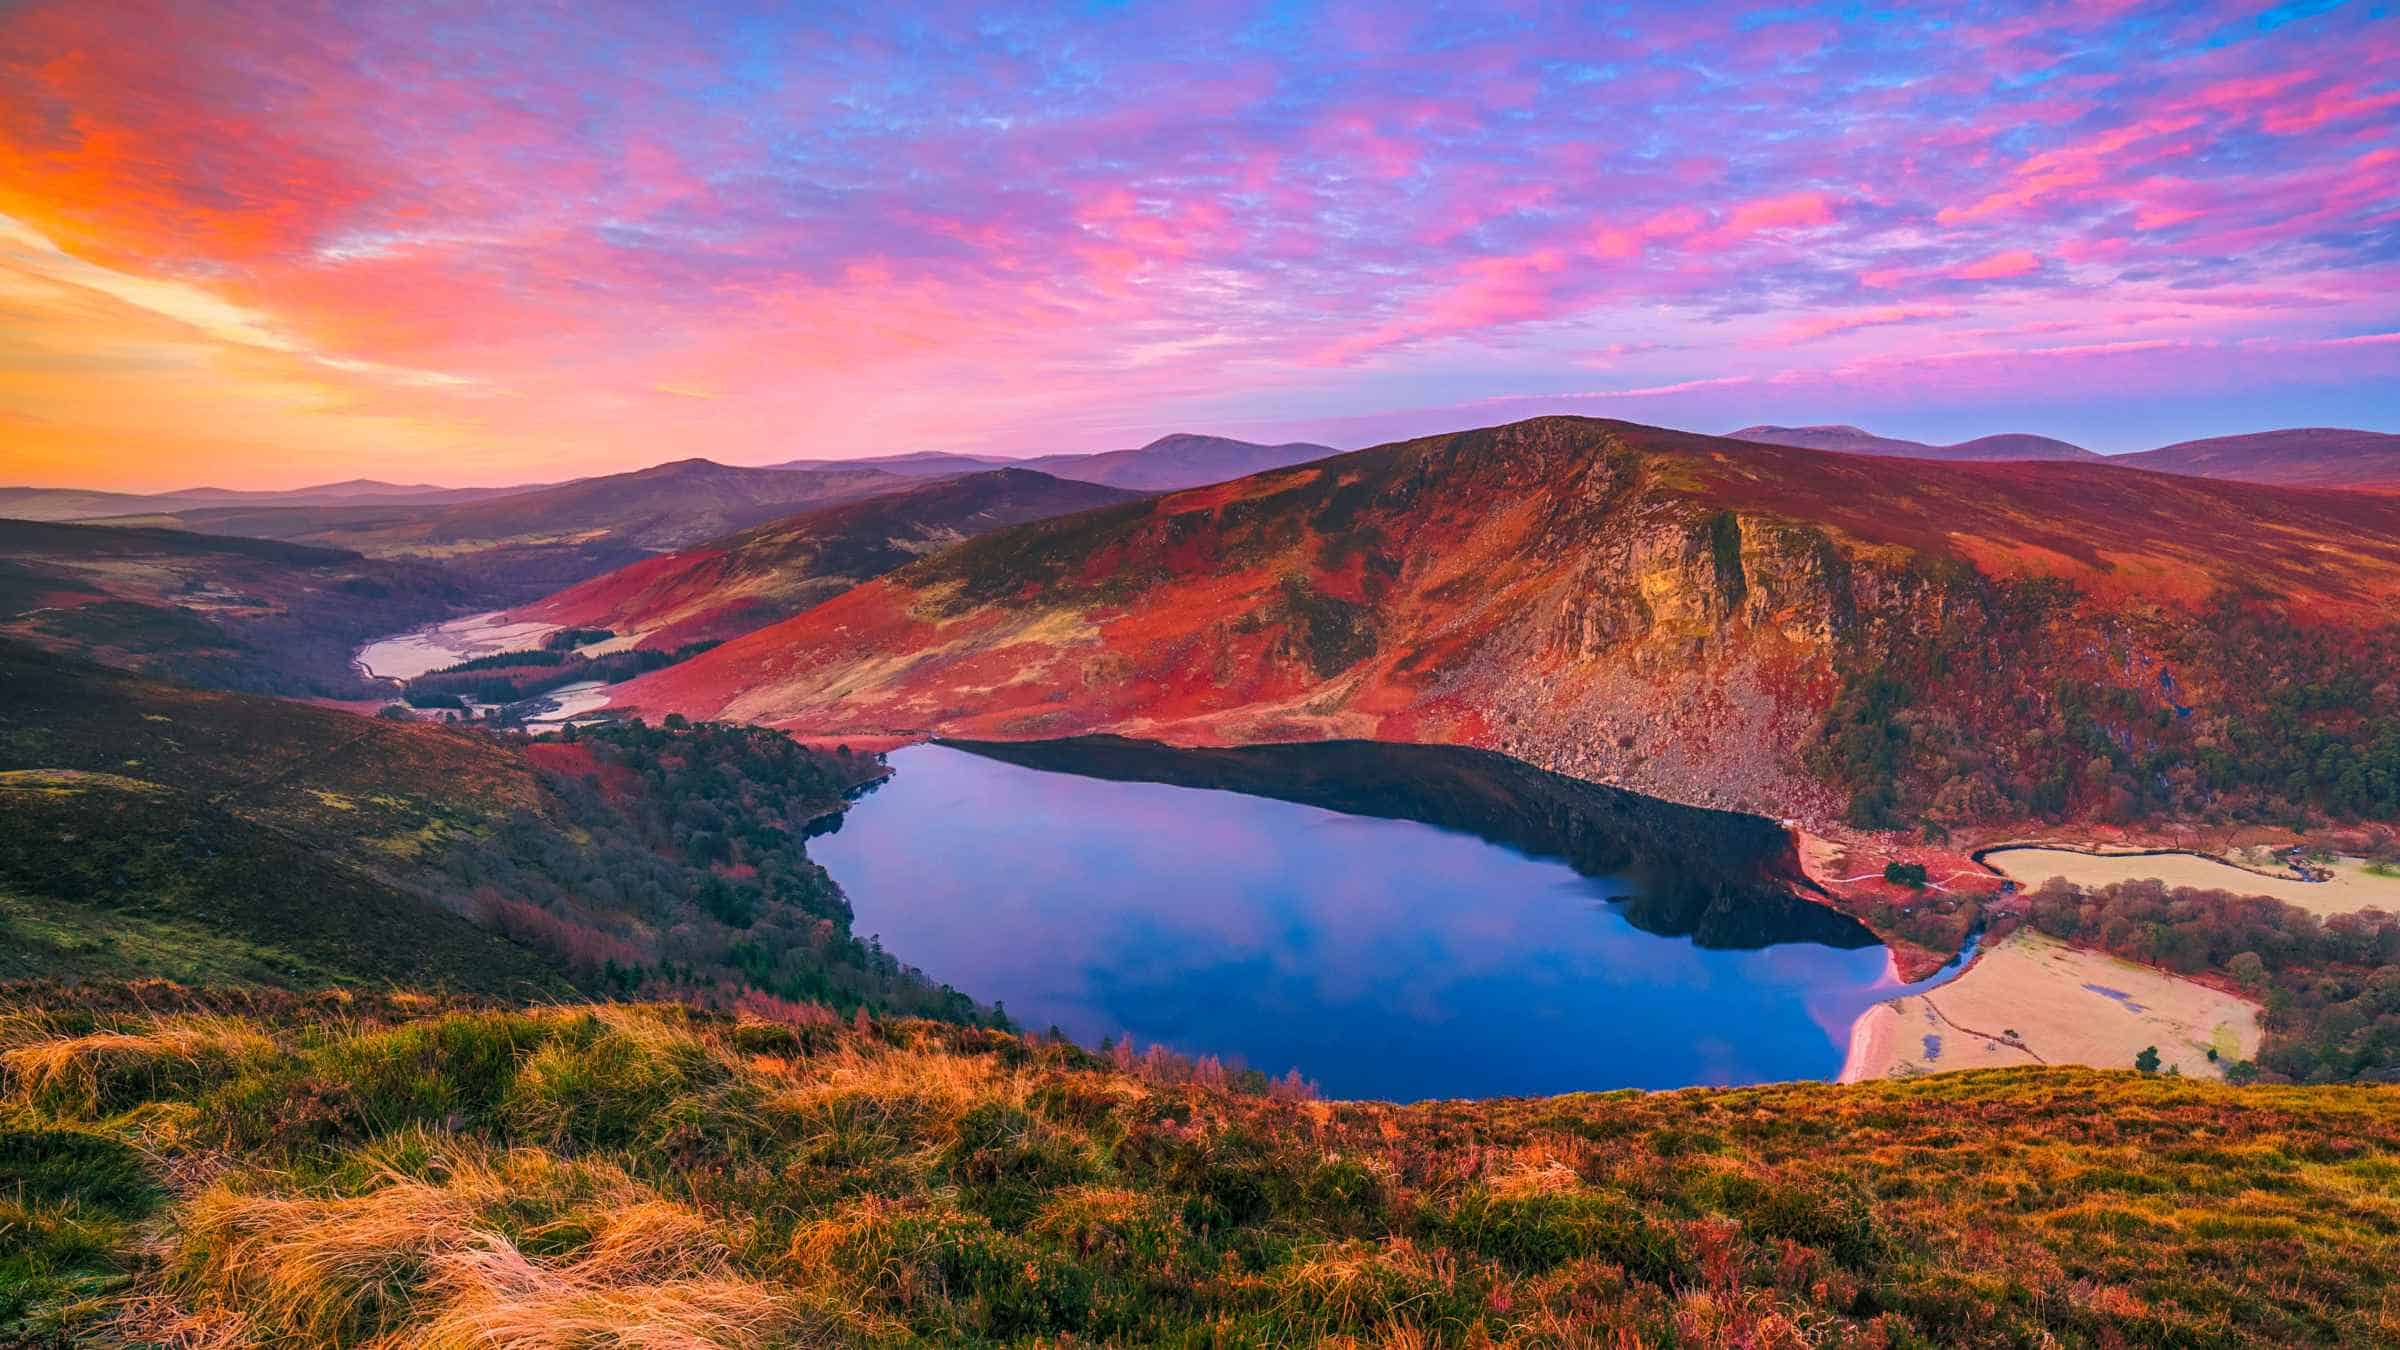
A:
[
  {"left": 2226, "top": 951, "right": 2268, "bottom": 990},
  {"left": 2134, "top": 1045, "right": 2161, "bottom": 1075},
  {"left": 1884, "top": 861, "right": 1930, "bottom": 888}
]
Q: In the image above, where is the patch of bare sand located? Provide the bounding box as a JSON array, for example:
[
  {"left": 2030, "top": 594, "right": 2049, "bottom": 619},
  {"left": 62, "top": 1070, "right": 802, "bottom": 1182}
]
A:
[
  {"left": 1840, "top": 929, "right": 2258, "bottom": 1083},
  {"left": 1986, "top": 846, "right": 2400, "bottom": 917}
]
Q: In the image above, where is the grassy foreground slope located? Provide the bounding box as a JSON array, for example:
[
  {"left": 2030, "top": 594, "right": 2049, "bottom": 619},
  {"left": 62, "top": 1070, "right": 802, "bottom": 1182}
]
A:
[{"left": 2, "top": 985, "right": 2395, "bottom": 1346}]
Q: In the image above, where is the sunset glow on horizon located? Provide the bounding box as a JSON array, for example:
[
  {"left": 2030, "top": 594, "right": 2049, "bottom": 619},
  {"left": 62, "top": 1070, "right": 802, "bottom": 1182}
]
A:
[{"left": 4, "top": 0, "right": 2397, "bottom": 491}]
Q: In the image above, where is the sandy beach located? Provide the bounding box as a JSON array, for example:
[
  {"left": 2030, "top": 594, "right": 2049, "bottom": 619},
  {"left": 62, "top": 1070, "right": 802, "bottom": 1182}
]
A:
[{"left": 1840, "top": 928, "right": 2259, "bottom": 1083}]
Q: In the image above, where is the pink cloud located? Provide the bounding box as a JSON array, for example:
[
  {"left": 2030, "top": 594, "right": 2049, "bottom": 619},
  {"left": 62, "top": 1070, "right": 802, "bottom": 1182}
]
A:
[
  {"left": 1697, "top": 191, "right": 1836, "bottom": 248},
  {"left": 1772, "top": 304, "right": 1961, "bottom": 344},
  {"left": 1951, "top": 250, "right": 2040, "bottom": 280}
]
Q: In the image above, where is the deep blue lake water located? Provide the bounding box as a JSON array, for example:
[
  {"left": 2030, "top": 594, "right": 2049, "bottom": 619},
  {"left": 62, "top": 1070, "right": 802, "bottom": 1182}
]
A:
[{"left": 812, "top": 741, "right": 1913, "bottom": 1101}]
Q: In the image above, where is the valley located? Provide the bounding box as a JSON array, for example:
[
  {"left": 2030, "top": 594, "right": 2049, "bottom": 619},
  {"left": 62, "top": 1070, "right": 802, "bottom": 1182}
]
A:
[{"left": 11, "top": 414, "right": 2400, "bottom": 1344}]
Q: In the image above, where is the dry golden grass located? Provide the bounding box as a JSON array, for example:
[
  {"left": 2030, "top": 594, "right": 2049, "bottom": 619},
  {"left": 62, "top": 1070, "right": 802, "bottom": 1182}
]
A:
[
  {"left": 763, "top": 1039, "right": 1033, "bottom": 1132},
  {"left": 1, "top": 1014, "right": 272, "bottom": 1115},
  {"left": 169, "top": 1138, "right": 793, "bottom": 1347},
  {"left": 1271, "top": 1237, "right": 1459, "bottom": 1340},
  {"left": 404, "top": 1263, "right": 801, "bottom": 1349}
]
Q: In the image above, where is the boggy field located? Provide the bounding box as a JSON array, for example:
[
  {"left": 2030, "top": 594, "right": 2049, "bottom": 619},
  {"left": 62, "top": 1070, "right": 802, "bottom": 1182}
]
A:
[{"left": 4, "top": 985, "right": 2396, "bottom": 1347}]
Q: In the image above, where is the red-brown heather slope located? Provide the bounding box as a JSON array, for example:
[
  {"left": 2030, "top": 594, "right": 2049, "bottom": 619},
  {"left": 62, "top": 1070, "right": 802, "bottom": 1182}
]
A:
[
  {"left": 512, "top": 469, "right": 1141, "bottom": 648},
  {"left": 613, "top": 417, "right": 2400, "bottom": 826}
]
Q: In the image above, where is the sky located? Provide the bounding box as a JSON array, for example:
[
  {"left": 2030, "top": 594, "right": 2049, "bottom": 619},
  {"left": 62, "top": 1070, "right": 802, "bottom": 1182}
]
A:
[{"left": 2, "top": 1, "right": 2396, "bottom": 491}]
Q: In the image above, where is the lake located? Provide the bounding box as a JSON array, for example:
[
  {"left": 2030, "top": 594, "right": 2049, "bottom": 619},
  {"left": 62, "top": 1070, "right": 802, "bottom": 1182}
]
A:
[{"left": 811, "top": 738, "right": 1918, "bottom": 1101}]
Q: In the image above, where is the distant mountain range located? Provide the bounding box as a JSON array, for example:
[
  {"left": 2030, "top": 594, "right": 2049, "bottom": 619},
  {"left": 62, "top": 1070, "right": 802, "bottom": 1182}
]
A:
[
  {"left": 2113, "top": 428, "right": 2400, "bottom": 490},
  {"left": 1729, "top": 422, "right": 2400, "bottom": 488},
  {"left": 1727, "top": 425, "right": 2103, "bottom": 462},
  {"left": 770, "top": 432, "right": 1341, "bottom": 492},
  {"left": 0, "top": 478, "right": 536, "bottom": 522},
  {"left": 514, "top": 468, "right": 1141, "bottom": 648},
  {"left": 613, "top": 416, "right": 2400, "bottom": 831}
]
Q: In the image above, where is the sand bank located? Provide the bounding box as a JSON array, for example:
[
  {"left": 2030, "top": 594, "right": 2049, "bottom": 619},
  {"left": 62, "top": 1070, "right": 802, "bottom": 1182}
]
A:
[
  {"left": 522, "top": 680, "right": 612, "bottom": 724},
  {"left": 354, "top": 612, "right": 561, "bottom": 683}
]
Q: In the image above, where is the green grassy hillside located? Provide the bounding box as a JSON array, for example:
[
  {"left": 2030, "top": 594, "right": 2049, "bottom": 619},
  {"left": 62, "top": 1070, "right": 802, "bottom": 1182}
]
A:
[
  {"left": 2, "top": 985, "right": 2393, "bottom": 1346},
  {"left": 0, "top": 644, "right": 985, "bottom": 1020}
]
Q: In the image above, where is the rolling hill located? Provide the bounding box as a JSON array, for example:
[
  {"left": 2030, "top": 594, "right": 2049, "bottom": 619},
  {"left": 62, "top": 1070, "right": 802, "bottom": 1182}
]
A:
[
  {"left": 514, "top": 469, "right": 1141, "bottom": 648},
  {"left": 1727, "top": 424, "right": 2101, "bottom": 461},
  {"left": 99, "top": 459, "right": 914, "bottom": 602},
  {"left": 2113, "top": 427, "right": 2400, "bottom": 490},
  {"left": 0, "top": 518, "right": 472, "bottom": 696},
  {"left": 612, "top": 416, "right": 2400, "bottom": 831}
]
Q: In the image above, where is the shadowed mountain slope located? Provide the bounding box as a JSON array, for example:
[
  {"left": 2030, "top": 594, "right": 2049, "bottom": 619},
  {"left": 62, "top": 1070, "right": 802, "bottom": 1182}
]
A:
[
  {"left": 513, "top": 469, "right": 1141, "bottom": 648},
  {"left": 614, "top": 416, "right": 2400, "bottom": 830},
  {"left": 0, "top": 519, "right": 472, "bottom": 696}
]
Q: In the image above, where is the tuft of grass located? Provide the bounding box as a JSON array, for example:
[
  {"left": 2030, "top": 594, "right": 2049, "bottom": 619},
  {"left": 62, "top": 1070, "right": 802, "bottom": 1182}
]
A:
[
  {"left": 0, "top": 1124, "right": 164, "bottom": 1341},
  {"left": 171, "top": 1136, "right": 785, "bottom": 1346},
  {"left": 1, "top": 1014, "right": 273, "bottom": 1117}
]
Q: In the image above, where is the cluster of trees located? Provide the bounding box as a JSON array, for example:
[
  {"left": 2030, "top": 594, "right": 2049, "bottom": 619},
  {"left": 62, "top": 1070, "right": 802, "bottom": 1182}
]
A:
[
  {"left": 402, "top": 639, "right": 721, "bottom": 707},
  {"left": 541, "top": 627, "right": 614, "bottom": 651},
  {"left": 2020, "top": 876, "right": 2400, "bottom": 1084},
  {"left": 433, "top": 717, "right": 991, "bottom": 1024},
  {"left": 1814, "top": 587, "right": 2400, "bottom": 832}
]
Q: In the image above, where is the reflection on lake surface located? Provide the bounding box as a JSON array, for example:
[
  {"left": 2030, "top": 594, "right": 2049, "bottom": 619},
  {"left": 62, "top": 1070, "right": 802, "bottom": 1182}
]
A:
[{"left": 812, "top": 738, "right": 1905, "bottom": 1101}]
